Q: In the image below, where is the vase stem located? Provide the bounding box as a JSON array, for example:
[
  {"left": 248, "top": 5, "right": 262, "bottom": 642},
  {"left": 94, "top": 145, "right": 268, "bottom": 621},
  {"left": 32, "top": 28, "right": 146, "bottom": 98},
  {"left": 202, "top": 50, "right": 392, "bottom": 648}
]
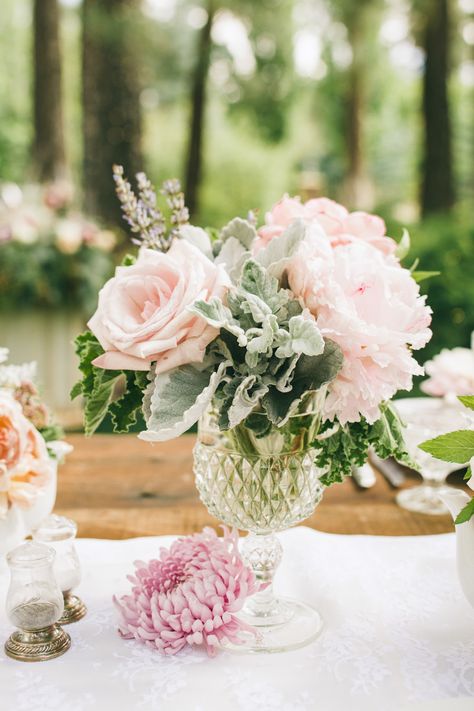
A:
[{"left": 241, "top": 532, "right": 283, "bottom": 619}]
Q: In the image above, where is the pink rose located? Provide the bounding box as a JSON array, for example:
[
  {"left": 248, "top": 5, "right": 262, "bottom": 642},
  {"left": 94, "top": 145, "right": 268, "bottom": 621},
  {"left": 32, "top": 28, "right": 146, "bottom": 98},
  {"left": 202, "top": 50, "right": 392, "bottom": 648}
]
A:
[
  {"left": 89, "top": 240, "right": 231, "bottom": 375},
  {"left": 0, "top": 394, "right": 52, "bottom": 512},
  {"left": 256, "top": 195, "right": 397, "bottom": 257},
  {"left": 287, "top": 238, "right": 432, "bottom": 424}
]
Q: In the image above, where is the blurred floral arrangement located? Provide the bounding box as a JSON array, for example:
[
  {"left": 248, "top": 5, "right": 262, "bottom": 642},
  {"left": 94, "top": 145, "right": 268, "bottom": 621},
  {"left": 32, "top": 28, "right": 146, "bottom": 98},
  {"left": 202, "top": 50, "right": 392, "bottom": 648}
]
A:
[
  {"left": 72, "top": 169, "right": 434, "bottom": 484},
  {"left": 0, "top": 347, "right": 67, "bottom": 454},
  {"left": 0, "top": 348, "right": 70, "bottom": 517},
  {"left": 421, "top": 333, "right": 474, "bottom": 400},
  {"left": 0, "top": 181, "right": 116, "bottom": 313}
]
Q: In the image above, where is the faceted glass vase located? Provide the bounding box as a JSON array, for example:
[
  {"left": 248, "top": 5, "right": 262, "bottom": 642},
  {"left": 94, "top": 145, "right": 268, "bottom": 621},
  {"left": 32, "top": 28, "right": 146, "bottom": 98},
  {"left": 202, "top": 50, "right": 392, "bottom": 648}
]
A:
[{"left": 193, "top": 407, "right": 326, "bottom": 653}]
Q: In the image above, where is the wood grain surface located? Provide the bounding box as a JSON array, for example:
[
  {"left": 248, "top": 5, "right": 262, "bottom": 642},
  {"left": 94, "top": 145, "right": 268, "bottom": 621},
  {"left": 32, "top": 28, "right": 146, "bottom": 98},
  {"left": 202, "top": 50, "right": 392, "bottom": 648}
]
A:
[{"left": 55, "top": 434, "right": 462, "bottom": 539}]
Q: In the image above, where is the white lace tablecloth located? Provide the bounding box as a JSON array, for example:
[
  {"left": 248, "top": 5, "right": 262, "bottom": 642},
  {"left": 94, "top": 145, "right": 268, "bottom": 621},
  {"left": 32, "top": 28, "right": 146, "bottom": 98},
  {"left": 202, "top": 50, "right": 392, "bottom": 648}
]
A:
[{"left": 1, "top": 528, "right": 473, "bottom": 711}]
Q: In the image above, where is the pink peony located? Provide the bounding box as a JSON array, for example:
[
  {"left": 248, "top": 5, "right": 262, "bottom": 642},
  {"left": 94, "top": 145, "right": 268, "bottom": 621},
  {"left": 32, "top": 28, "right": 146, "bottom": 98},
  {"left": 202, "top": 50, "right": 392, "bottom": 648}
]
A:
[
  {"left": 88, "top": 240, "right": 230, "bottom": 375},
  {"left": 421, "top": 338, "right": 474, "bottom": 397},
  {"left": 113, "top": 527, "right": 258, "bottom": 656},
  {"left": 287, "top": 237, "right": 432, "bottom": 424},
  {"left": 255, "top": 195, "right": 397, "bottom": 257},
  {"left": 0, "top": 393, "right": 53, "bottom": 514}
]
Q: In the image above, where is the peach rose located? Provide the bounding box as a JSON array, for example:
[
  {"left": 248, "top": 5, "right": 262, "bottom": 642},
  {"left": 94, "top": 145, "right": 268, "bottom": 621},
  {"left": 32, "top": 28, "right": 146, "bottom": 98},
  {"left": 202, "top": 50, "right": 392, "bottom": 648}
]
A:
[
  {"left": 89, "top": 239, "right": 231, "bottom": 375},
  {"left": 0, "top": 394, "right": 52, "bottom": 513}
]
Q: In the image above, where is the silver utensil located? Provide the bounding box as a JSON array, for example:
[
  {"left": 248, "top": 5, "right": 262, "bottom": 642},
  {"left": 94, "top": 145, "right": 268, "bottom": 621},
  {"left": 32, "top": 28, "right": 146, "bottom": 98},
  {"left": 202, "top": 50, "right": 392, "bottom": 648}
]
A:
[
  {"left": 352, "top": 462, "right": 377, "bottom": 489},
  {"left": 369, "top": 451, "right": 406, "bottom": 488}
]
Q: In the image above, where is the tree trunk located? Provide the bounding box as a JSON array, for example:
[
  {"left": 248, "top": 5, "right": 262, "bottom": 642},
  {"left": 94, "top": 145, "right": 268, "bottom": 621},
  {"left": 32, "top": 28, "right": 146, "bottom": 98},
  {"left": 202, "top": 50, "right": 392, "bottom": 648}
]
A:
[
  {"left": 82, "top": 0, "right": 142, "bottom": 227},
  {"left": 32, "top": 0, "right": 66, "bottom": 182},
  {"left": 184, "top": 2, "right": 214, "bottom": 218},
  {"left": 341, "top": 13, "right": 374, "bottom": 209},
  {"left": 421, "top": 0, "right": 455, "bottom": 216}
]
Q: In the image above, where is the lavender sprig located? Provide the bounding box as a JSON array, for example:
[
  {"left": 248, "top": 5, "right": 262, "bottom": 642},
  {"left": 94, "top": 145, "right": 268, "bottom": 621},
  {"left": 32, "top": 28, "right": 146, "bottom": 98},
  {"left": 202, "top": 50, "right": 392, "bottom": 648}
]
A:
[
  {"left": 162, "top": 179, "right": 190, "bottom": 237},
  {"left": 113, "top": 166, "right": 190, "bottom": 251},
  {"left": 113, "top": 165, "right": 168, "bottom": 251}
]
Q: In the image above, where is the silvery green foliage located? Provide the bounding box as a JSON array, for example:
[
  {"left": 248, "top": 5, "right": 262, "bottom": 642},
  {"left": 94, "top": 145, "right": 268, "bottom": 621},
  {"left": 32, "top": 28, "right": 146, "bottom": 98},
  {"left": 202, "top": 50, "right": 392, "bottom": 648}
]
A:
[
  {"left": 212, "top": 217, "right": 254, "bottom": 281},
  {"left": 254, "top": 219, "right": 307, "bottom": 279},
  {"left": 220, "top": 217, "right": 257, "bottom": 250},
  {"left": 140, "top": 360, "right": 230, "bottom": 442},
  {"left": 178, "top": 224, "right": 213, "bottom": 259},
  {"left": 142, "top": 250, "right": 343, "bottom": 439},
  {"left": 191, "top": 259, "right": 343, "bottom": 431},
  {"left": 215, "top": 237, "right": 250, "bottom": 283}
]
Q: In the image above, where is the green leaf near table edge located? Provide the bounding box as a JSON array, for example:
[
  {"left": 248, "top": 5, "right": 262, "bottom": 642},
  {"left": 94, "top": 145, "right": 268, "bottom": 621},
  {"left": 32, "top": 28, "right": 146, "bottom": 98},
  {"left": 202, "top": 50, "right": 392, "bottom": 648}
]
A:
[{"left": 419, "top": 396, "right": 474, "bottom": 524}]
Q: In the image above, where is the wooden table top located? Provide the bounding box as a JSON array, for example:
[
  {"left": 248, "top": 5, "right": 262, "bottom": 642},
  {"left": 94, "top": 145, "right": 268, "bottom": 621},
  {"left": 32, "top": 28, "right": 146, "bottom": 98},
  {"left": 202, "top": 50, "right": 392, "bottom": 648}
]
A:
[{"left": 55, "top": 433, "right": 461, "bottom": 539}]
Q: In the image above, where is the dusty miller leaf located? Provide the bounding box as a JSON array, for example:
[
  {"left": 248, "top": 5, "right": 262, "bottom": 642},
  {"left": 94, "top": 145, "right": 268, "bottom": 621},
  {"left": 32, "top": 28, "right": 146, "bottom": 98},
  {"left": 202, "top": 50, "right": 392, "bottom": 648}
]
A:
[
  {"left": 227, "top": 375, "right": 269, "bottom": 429},
  {"left": 220, "top": 217, "right": 256, "bottom": 250},
  {"left": 139, "top": 360, "right": 230, "bottom": 441},
  {"left": 214, "top": 236, "right": 250, "bottom": 282}
]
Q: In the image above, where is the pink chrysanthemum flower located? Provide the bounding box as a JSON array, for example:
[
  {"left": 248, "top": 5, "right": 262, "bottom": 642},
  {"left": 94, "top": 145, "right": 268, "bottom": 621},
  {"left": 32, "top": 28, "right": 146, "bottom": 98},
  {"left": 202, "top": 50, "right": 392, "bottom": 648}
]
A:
[{"left": 113, "top": 527, "right": 258, "bottom": 656}]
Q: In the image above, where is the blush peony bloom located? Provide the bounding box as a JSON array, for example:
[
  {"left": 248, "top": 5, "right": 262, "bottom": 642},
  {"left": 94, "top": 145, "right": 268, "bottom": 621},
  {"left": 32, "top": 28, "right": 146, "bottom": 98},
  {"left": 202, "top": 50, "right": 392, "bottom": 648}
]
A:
[
  {"left": 114, "top": 527, "right": 258, "bottom": 656},
  {"left": 88, "top": 239, "right": 230, "bottom": 375},
  {"left": 287, "top": 237, "right": 432, "bottom": 424},
  {"left": 0, "top": 394, "right": 53, "bottom": 516},
  {"left": 255, "top": 195, "right": 397, "bottom": 257},
  {"left": 421, "top": 336, "right": 474, "bottom": 398}
]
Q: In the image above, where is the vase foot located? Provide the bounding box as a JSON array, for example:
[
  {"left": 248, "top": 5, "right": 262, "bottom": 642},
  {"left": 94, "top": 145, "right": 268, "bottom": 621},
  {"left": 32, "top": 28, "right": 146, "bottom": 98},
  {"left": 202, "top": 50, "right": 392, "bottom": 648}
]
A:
[
  {"left": 221, "top": 597, "right": 323, "bottom": 654},
  {"left": 396, "top": 484, "right": 453, "bottom": 515}
]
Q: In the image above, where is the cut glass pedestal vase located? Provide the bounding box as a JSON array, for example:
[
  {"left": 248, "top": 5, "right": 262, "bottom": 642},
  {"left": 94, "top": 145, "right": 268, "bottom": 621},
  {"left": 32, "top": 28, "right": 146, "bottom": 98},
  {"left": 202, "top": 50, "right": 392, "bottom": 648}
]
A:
[{"left": 193, "top": 408, "right": 326, "bottom": 653}]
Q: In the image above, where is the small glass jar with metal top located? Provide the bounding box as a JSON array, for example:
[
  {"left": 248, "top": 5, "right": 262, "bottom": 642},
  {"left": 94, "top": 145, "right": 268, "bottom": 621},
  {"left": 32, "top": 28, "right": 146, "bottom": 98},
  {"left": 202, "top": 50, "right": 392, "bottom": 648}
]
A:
[
  {"left": 5, "top": 541, "right": 71, "bottom": 661},
  {"left": 33, "top": 514, "right": 86, "bottom": 624}
]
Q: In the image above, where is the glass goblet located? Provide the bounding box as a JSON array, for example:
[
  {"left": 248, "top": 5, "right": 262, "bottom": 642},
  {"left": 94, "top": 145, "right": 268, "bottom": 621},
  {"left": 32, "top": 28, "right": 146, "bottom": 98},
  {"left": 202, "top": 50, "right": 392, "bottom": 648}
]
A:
[{"left": 393, "top": 397, "right": 473, "bottom": 515}]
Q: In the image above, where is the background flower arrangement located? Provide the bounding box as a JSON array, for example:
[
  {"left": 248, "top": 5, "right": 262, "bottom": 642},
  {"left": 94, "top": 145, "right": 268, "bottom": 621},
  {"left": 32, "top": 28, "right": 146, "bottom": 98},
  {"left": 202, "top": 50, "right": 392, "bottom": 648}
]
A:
[
  {"left": 73, "top": 169, "right": 433, "bottom": 485},
  {"left": 0, "top": 348, "right": 70, "bottom": 521},
  {"left": 0, "top": 182, "right": 116, "bottom": 314}
]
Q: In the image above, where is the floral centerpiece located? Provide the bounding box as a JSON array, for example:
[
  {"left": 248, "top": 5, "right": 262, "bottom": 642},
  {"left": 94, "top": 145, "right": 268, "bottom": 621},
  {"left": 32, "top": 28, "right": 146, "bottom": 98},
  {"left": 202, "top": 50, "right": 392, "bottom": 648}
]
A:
[
  {"left": 0, "top": 348, "right": 71, "bottom": 553},
  {"left": 0, "top": 181, "right": 115, "bottom": 313},
  {"left": 74, "top": 169, "right": 432, "bottom": 652}
]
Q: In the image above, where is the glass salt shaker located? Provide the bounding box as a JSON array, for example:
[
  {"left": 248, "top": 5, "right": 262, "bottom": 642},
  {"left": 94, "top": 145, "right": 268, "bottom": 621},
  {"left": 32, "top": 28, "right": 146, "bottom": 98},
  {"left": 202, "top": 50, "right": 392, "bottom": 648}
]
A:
[
  {"left": 5, "top": 541, "right": 71, "bottom": 661},
  {"left": 33, "top": 514, "right": 86, "bottom": 624}
]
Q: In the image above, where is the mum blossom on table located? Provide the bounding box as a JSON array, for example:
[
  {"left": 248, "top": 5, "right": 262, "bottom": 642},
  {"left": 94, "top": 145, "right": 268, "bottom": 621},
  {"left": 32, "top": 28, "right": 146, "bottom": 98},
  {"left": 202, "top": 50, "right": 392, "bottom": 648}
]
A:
[
  {"left": 285, "top": 226, "right": 432, "bottom": 424},
  {"left": 0, "top": 393, "right": 53, "bottom": 517},
  {"left": 421, "top": 334, "right": 474, "bottom": 398},
  {"left": 113, "top": 527, "right": 258, "bottom": 656},
  {"left": 88, "top": 238, "right": 230, "bottom": 375},
  {"left": 255, "top": 195, "right": 397, "bottom": 257}
]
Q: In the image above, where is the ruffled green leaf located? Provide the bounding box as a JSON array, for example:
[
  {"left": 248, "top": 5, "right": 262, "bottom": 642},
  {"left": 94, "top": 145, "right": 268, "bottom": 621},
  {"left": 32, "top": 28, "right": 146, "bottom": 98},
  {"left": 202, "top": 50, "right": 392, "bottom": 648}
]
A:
[
  {"left": 71, "top": 331, "right": 104, "bottom": 399},
  {"left": 370, "top": 401, "right": 416, "bottom": 469},
  {"left": 84, "top": 370, "right": 125, "bottom": 436}
]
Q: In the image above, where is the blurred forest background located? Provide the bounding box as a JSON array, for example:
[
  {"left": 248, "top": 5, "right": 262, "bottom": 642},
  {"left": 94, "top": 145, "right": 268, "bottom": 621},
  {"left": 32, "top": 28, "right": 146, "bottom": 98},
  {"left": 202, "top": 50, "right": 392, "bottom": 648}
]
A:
[{"left": 0, "top": 0, "right": 473, "bottom": 417}]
